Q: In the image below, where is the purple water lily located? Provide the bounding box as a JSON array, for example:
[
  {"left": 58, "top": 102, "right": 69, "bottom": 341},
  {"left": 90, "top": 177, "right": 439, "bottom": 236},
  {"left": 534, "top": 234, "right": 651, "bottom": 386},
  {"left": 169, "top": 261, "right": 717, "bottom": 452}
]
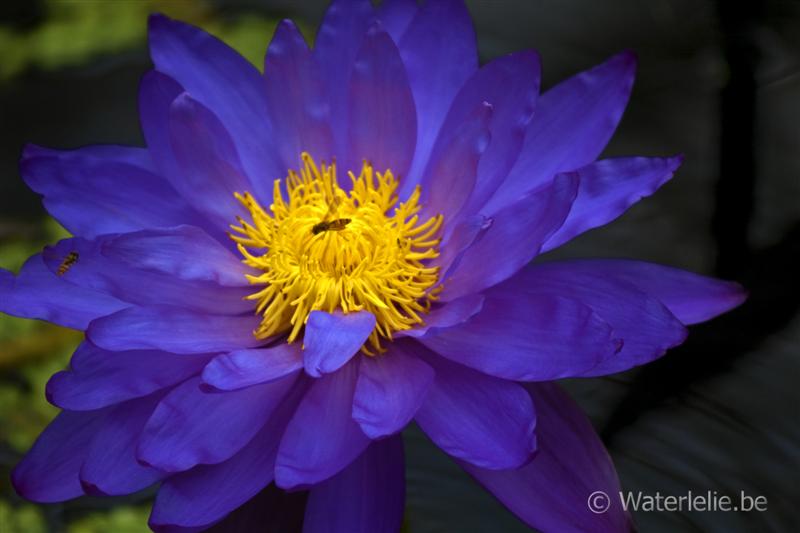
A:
[{"left": 1, "top": 1, "right": 746, "bottom": 531}]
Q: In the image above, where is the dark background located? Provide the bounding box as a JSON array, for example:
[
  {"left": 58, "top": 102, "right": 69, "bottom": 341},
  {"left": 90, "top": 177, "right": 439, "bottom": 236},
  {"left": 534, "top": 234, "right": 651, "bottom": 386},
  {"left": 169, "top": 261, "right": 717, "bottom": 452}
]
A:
[{"left": 0, "top": 1, "right": 798, "bottom": 531}]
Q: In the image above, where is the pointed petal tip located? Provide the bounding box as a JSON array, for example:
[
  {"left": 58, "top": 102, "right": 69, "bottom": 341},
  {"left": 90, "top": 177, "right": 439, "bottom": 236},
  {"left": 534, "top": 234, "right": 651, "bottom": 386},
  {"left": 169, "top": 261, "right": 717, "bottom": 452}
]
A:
[{"left": 616, "top": 48, "right": 638, "bottom": 68}]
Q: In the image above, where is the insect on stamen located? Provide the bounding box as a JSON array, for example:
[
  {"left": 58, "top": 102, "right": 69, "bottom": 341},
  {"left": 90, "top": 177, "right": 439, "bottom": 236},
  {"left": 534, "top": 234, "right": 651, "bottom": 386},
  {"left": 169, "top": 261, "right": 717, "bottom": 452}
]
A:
[{"left": 311, "top": 218, "right": 351, "bottom": 235}]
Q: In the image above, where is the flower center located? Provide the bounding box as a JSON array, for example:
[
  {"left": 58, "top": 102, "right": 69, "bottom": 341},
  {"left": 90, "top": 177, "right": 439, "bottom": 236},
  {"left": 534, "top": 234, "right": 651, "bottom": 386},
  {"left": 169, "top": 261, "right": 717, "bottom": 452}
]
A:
[{"left": 231, "top": 153, "right": 443, "bottom": 354}]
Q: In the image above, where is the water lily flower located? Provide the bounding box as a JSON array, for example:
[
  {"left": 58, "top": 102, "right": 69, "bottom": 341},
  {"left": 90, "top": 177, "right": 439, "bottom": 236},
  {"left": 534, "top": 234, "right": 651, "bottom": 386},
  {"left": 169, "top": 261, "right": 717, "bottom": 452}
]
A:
[{"left": 1, "top": 0, "right": 746, "bottom": 531}]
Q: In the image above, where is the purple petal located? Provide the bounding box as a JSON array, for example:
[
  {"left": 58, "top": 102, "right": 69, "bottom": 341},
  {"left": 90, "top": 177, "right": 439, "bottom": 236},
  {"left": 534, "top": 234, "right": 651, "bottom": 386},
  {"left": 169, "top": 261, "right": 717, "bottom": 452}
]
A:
[
  {"left": 538, "top": 259, "right": 747, "bottom": 325},
  {"left": 102, "top": 226, "right": 251, "bottom": 287},
  {"left": 20, "top": 144, "right": 204, "bottom": 239},
  {"left": 202, "top": 344, "right": 303, "bottom": 391},
  {"left": 12, "top": 408, "right": 110, "bottom": 502},
  {"left": 352, "top": 343, "right": 434, "bottom": 438},
  {"left": 432, "top": 214, "right": 491, "bottom": 279},
  {"left": 87, "top": 306, "right": 262, "bottom": 354},
  {"left": 397, "top": 0, "right": 478, "bottom": 198},
  {"left": 303, "top": 310, "right": 376, "bottom": 378},
  {"left": 41, "top": 236, "right": 252, "bottom": 315},
  {"left": 485, "top": 51, "right": 637, "bottom": 215},
  {"left": 347, "top": 26, "right": 416, "bottom": 179},
  {"left": 443, "top": 51, "right": 541, "bottom": 218},
  {"left": 400, "top": 293, "right": 484, "bottom": 338},
  {"left": 148, "top": 14, "right": 279, "bottom": 200},
  {"left": 200, "top": 485, "right": 307, "bottom": 533},
  {"left": 313, "top": 0, "right": 375, "bottom": 159},
  {"left": 167, "top": 93, "right": 252, "bottom": 229},
  {"left": 0, "top": 255, "right": 127, "bottom": 330},
  {"left": 149, "top": 380, "right": 305, "bottom": 531},
  {"left": 138, "top": 374, "right": 297, "bottom": 472},
  {"left": 46, "top": 341, "right": 211, "bottom": 410},
  {"left": 463, "top": 382, "right": 633, "bottom": 533},
  {"left": 543, "top": 155, "right": 683, "bottom": 251},
  {"left": 376, "top": 0, "right": 418, "bottom": 42},
  {"left": 263, "top": 20, "right": 334, "bottom": 169},
  {"left": 139, "top": 70, "right": 183, "bottom": 174},
  {"left": 504, "top": 262, "right": 688, "bottom": 376},
  {"left": 80, "top": 392, "right": 167, "bottom": 496},
  {"left": 46, "top": 235, "right": 250, "bottom": 315},
  {"left": 419, "top": 292, "right": 618, "bottom": 381},
  {"left": 275, "top": 358, "right": 370, "bottom": 489},
  {"left": 303, "top": 436, "right": 404, "bottom": 533},
  {"left": 441, "top": 173, "right": 578, "bottom": 301},
  {"left": 419, "top": 100, "right": 492, "bottom": 225},
  {"left": 413, "top": 346, "right": 536, "bottom": 470}
]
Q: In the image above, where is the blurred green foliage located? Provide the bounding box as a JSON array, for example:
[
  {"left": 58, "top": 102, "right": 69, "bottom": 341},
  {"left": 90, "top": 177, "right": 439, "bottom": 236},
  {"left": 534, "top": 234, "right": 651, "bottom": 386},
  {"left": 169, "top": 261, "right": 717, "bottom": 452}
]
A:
[
  {"left": 0, "top": 0, "right": 301, "bottom": 80},
  {"left": 0, "top": 1, "right": 296, "bottom": 531}
]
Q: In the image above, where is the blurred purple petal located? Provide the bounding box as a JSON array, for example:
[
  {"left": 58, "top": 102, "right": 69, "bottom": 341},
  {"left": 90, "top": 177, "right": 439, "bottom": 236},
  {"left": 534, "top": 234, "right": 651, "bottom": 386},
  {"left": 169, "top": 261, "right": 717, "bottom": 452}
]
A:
[
  {"left": 304, "top": 436, "right": 404, "bottom": 533},
  {"left": 462, "top": 382, "right": 633, "bottom": 533},
  {"left": 12, "top": 409, "right": 110, "bottom": 502}
]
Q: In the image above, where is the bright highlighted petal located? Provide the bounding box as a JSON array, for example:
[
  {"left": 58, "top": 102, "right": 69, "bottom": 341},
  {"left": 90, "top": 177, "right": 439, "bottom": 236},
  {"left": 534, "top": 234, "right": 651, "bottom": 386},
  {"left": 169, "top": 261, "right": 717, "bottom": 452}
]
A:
[
  {"left": 87, "top": 306, "right": 263, "bottom": 354},
  {"left": 202, "top": 344, "right": 303, "bottom": 391},
  {"left": 47, "top": 342, "right": 210, "bottom": 411},
  {"left": 138, "top": 374, "right": 297, "bottom": 473},
  {"left": 352, "top": 342, "right": 435, "bottom": 438},
  {"left": 304, "top": 311, "right": 376, "bottom": 377}
]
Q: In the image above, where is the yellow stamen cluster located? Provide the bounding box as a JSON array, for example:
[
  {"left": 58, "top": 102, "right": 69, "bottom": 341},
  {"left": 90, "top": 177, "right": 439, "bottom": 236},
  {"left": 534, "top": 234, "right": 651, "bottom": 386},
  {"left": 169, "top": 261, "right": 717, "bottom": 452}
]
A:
[{"left": 231, "top": 153, "right": 443, "bottom": 354}]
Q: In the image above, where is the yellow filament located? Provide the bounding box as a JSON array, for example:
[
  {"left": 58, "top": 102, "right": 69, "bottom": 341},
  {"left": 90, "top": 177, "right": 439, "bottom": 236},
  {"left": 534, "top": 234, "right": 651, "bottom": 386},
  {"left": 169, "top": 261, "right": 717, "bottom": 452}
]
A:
[{"left": 231, "top": 153, "right": 443, "bottom": 354}]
